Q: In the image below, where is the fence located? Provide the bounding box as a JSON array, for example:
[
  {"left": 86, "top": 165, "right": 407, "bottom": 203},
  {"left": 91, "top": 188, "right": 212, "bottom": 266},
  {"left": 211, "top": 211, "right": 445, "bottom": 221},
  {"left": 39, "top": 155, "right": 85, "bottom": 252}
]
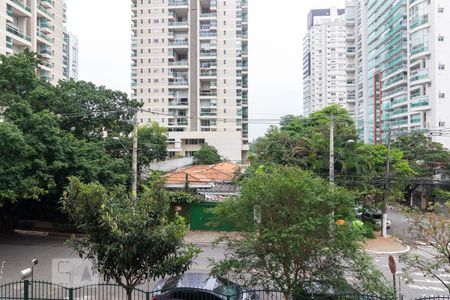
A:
[{"left": 1, "top": 280, "right": 449, "bottom": 300}]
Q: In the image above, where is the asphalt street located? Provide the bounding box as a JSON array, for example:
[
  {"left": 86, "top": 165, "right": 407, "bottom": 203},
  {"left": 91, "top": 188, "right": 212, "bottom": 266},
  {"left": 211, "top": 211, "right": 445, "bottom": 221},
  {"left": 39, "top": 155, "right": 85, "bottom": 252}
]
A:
[
  {"left": 0, "top": 234, "right": 226, "bottom": 286},
  {"left": 0, "top": 230, "right": 448, "bottom": 299}
]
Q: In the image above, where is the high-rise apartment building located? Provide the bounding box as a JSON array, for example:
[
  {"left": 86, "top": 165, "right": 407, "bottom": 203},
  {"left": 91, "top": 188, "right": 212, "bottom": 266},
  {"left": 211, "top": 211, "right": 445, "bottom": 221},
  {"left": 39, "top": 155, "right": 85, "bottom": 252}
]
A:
[
  {"left": 346, "top": 0, "right": 450, "bottom": 148},
  {"left": 131, "top": 0, "right": 249, "bottom": 162},
  {"left": 303, "top": 8, "right": 347, "bottom": 116},
  {"left": 63, "top": 32, "right": 79, "bottom": 80},
  {"left": 0, "top": 0, "right": 70, "bottom": 84}
]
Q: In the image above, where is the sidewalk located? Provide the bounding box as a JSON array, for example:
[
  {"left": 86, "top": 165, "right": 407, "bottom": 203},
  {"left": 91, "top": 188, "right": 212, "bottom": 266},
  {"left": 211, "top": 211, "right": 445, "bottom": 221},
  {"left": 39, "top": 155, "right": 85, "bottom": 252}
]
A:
[
  {"left": 364, "top": 232, "right": 410, "bottom": 254},
  {"left": 184, "top": 231, "right": 241, "bottom": 244}
]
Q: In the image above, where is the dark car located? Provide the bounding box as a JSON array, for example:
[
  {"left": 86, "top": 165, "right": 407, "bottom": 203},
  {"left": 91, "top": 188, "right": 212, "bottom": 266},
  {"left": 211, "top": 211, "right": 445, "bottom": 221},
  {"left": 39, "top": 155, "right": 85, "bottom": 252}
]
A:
[
  {"left": 362, "top": 210, "right": 391, "bottom": 229},
  {"left": 152, "top": 273, "right": 259, "bottom": 300}
]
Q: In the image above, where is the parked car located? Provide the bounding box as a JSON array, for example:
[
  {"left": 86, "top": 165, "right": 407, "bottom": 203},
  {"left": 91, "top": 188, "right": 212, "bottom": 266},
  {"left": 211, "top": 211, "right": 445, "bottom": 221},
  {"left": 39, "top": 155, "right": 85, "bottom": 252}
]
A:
[
  {"left": 355, "top": 203, "right": 364, "bottom": 219},
  {"left": 362, "top": 210, "right": 391, "bottom": 229},
  {"left": 152, "top": 273, "right": 259, "bottom": 300}
]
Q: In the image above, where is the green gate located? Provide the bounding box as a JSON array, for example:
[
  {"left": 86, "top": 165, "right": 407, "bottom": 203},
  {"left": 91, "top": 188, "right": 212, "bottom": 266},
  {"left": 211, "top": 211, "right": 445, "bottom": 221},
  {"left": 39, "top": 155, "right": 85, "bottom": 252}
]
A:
[{"left": 189, "top": 202, "right": 236, "bottom": 231}]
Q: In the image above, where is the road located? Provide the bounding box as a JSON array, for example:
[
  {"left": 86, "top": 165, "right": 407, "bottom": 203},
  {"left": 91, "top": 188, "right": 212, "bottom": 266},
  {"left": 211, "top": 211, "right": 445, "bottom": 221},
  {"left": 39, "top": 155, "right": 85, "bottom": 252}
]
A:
[
  {"left": 1, "top": 231, "right": 449, "bottom": 299},
  {"left": 387, "top": 207, "right": 411, "bottom": 242},
  {"left": 0, "top": 234, "right": 226, "bottom": 286}
]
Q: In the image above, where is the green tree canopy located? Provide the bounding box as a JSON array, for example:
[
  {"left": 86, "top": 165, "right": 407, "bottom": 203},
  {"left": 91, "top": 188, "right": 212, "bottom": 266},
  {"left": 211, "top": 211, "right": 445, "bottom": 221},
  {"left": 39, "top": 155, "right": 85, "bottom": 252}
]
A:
[
  {"left": 62, "top": 177, "right": 200, "bottom": 300},
  {"left": 0, "top": 53, "right": 139, "bottom": 231},
  {"left": 394, "top": 132, "right": 450, "bottom": 178},
  {"left": 210, "top": 166, "right": 392, "bottom": 297},
  {"left": 193, "top": 143, "right": 222, "bottom": 165},
  {"left": 253, "top": 105, "right": 414, "bottom": 200}
]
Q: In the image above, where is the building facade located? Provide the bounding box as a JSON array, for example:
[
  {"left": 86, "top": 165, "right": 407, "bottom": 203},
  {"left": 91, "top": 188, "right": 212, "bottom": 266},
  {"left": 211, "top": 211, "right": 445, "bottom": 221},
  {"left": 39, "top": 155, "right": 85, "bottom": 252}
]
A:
[
  {"left": 63, "top": 31, "right": 79, "bottom": 80},
  {"left": 303, "top": 8, "right": 347, "bottom": 116},
  {"left": 346, "top": 0, "right": 450, "bottom": 148},
  {"left": 0, "top": 0, "right": 71, "bottom": 84},
  {"left": 131, "top": 0, "right": 249, "bottom": 162}
]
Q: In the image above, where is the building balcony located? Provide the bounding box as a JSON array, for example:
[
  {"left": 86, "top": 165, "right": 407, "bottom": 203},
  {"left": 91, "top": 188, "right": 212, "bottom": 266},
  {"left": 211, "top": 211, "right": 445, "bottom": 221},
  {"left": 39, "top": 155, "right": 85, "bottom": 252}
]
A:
[
  {"left": 200, "top": 70, "right": 217, "bottom": 77},
  {"left": 169, "top": 60, "right": 189, "bottom": 68},
  {"left": 410, "top": 45, "right": 429, "bottom": 57},
  {"left": 36, "top": 30, "right": 53, "bottom": 44},
  {"left": 9, "top": 0, "right": 31, "bottom": 15},
  {"left": 39, "top": 23, "right": 54, "bottom": 34},
  {"left": 40, "top": 0, "right": 54, "bottom": 9},
  {"left": 169, "top": 39, "right": 189, "bottom": 48},
  {"left": 410, "top": 69, "right": 429, "bottom": 83},
  {"left": 38, "top": 60, "right": 52, "bottom": 71},
  {"left": 410, "top": 15, "right": 429, "bottom": 30},
  {"left": 411, "top": 95, "right": 430, "bottom": 111},
  {"left": 168, "top": 118, "right": 189, "bottom": 126},
  {"left": 200, "top": 108, "right": 217, "bottom": 117},
  {"left": 169, "top": 99, "right": 189, "bottom": 107},
  {"left": 37, "top": 5, "right": 54, "bottom": 19},
  {"left": 39, "top": 47, "right": 52, "bottom": 58},
  {"left": 200, "top": 31, "right": 217, "bottom": 38},
  {"left": 200, "top": 12, "right": 217, "bottom": 19},
  {"left": 200, "top": 62, "right": 217, "bottom": 69},
  {"left": 200, "top": 91, "right": 217, "bottom": 97},
  {"left": 199, "top": 50, "right": 217, "bottom": 58},
  {"left": 169, "top": 80, "right": 189, "bottom": 87},
  {"left": 6, "top": 24, "right": 31, "bottom": 44},
  {"left": 168, "top": 0, "right": 188, "bottom": 7},
  {"left": 168, "top": 21, "right": 188, "bottom": 29}
]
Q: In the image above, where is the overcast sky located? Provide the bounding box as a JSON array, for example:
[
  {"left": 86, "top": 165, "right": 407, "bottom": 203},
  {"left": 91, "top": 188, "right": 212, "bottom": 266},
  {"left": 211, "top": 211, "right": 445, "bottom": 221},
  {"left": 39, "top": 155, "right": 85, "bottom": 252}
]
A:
[{"left": 66, "top": 0, "right": 345, "bottom": 140}]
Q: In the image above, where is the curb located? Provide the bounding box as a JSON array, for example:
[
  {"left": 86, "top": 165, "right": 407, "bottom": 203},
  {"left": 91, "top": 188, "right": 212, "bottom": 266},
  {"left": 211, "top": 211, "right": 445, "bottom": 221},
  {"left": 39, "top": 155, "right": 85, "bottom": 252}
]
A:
[
  {"left": 364, "top": 234, "right": 411, "bottom": 255},
  {"left": 14, "top": 229, "right": 85, "bottom": 239},
  {"left": 364, "top": 244, "right": 410, "bottom": 255},
  {"left": 14, "top": 229, "right": 48, "bottom": 237}
]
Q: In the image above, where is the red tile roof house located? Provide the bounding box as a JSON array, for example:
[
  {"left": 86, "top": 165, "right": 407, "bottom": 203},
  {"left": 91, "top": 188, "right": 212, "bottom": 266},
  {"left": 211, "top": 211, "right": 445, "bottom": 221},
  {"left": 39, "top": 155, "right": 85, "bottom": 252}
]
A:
[{"left": 164, "top": 162, "right": 241, "bottom": 201}]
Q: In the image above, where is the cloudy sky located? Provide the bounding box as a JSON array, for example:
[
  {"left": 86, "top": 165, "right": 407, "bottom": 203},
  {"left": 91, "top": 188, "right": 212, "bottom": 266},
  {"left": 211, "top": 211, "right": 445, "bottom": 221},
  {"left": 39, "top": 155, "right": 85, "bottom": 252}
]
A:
[{"left": 66, "top": 0, "right": 344, "bottom": 140}]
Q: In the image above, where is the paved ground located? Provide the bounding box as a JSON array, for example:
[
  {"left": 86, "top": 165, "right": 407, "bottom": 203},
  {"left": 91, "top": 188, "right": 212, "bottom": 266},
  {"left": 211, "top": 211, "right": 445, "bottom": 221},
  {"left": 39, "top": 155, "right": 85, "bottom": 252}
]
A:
[
  {"left": 1, "top": 225, "right": 449, "bottom": 299},
  {"left": 0, "top": 234, "right": 226, "bottom": 285}
]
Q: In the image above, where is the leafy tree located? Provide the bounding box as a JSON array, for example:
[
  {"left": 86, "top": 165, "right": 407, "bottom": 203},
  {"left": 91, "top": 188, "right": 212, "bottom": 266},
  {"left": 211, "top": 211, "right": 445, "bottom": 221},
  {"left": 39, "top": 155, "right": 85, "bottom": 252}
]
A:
[
  {"left": 401, "top": 201, "right": 450, "bottom": 292},
  {"left": 253, "top": 105, "right": 414, "bottom": 201},
  {"left": 62, "top": 177, "right": 200, "bottom": 300},
  {"left": 137, "top": 122, "right": 167, "bottom": 170},
  {"left": 0, "top": 122, "right": 45, "bottom": 231},
  {"left": 210, "top": 166, "right": 393, "bottom": 297},
  {"left": 193, "top": 143, "right": 222, "bottom": 165},
  {"left": 394, "top": 132, "right": 450, "bottom": 178},
  {"left": 0, "top": 53, "right": 135, "bottom": 231},
  {"left": 50, "top": 80, "right": 141, "bottom": 139}
]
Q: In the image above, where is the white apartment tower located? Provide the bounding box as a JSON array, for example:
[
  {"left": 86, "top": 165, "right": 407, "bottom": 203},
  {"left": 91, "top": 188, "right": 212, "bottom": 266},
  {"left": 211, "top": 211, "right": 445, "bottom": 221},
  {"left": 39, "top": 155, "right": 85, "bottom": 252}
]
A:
[
  {"left": 63, "top": 31, "right": 78, "bottom": 80},
  {"left": 303, "top": 8, "right": 347, "bottom": 116},
  {"left": 131, "top": 0, "right": 249, "bottom": 162},
  {"left": 0, "top": 0, "right": 70, "bottom": 84},
  {"left": 345, "top": 0, "right": 450, "bottom": 148}
]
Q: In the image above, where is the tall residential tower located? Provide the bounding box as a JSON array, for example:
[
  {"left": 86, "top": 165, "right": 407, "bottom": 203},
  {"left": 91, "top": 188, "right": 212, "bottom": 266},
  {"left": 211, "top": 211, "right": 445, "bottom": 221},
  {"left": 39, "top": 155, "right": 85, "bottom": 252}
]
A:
[
  {"left": 131, "top": 0, "right": 249, "bottom": 161},
  {"left": 346, "top": 0, "right": 450, "bottom": 148},
  {"left": 0, "top": 0, "right": 72, "bottom": 84},
  {"left": 303, "top": 8, "right": 347, "bottom": 116}
]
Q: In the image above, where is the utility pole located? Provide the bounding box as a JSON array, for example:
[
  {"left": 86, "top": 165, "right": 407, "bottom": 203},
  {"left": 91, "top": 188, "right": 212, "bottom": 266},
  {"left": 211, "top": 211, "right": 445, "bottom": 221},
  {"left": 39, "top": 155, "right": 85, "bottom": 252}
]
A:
[
  {"left": 382, "top": 128, "right": 391, "bottom": 237},
  {"left": 131, "top": 111, "right": 138, "bottom": 203},
  {"left": 329, "top": 113, "right": 335, "bottom": 186}
]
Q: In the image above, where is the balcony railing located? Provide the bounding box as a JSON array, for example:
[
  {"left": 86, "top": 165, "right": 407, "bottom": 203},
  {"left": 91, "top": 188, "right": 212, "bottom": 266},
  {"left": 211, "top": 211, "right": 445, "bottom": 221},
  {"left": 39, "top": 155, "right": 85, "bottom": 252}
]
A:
[
  {"left": 168, "top": 0, "right": 188, "bottom": 6},
  {"left": 37, "top": 31, "right": 52, "bottom": 42},
  {"left": 169, "top": 39, "right": 188, "bottom": 46},
  {"left": 169, "top": 60, "right": 188, "bottom": 66},
  {"left": 169, "top": 21, "right": 188, "bottom": 27},
  {"left": 200, "top": 12, "right": 217, "bottom": 18},
  {"left": 410, "top": 69, "right": 429, "bottom": 82},
  {"left": 200, "top": 91, "right": 217, "bottom": 96},
  {"left": 169, "top": 99, "right": 189, "bottom": 106},
  {"left": 11, "top": 0, "right": 31, "bottom": 12},
  {"left": 6, "top": 24, "right": 31, "bottom": 41},
  {"left": 169, "top": 80, "right": 189, "bottom": 86},
  {"left": 200, "top": 108, "right": 217, "bottom": 116},
  {"left": 37, "top": 5, "right": 54, "bottom": 17}
]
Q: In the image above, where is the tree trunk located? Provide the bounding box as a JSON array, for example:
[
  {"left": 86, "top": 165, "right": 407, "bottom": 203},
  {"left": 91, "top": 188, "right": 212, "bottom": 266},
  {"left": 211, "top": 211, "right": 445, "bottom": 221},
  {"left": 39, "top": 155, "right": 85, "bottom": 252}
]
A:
[
  {"left": 127, "top": 289, "right": 132, "bottom": 300},
  {"left": 0, "top": 203, "right": 15, "bottom": 233}
]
